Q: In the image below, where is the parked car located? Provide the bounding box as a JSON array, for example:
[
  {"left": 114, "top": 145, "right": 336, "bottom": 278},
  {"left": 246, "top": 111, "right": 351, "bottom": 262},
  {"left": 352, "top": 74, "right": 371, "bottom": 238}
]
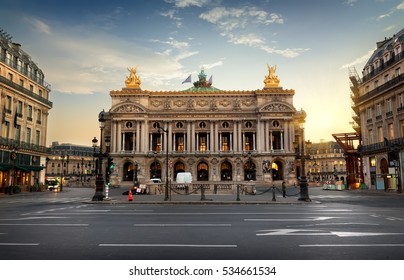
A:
[
  {"left": 150, "top": 178, "right": 162, "bottom": 184},
  {"left": 46, "top": 177, "right": 60, "bottom": 191}
]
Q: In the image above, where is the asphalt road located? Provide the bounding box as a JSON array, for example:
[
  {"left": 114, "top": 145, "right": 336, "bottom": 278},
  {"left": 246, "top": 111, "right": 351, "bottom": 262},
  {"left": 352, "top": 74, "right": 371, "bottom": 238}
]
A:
[{"left": 0, "top": 187, "right": 404, "bottom": 260}]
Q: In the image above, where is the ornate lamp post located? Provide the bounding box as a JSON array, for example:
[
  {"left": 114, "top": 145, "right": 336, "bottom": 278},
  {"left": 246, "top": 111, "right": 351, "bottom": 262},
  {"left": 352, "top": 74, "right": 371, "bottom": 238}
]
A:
[
  {"left": 81, "top": 158, "right": 84, "bottom": 182},
  {"left": 9, "top": 145, "right": 18, "bottom": 195},
  {"left": 294, "top": 123, "right": 312, "bottom": 202},
  {"left": 92, "top": 110, "right": 106, "bottom": 201},
  {"left": 153, "top": 151, "right": 157, "bottom": 178},
  {"left": 60, "top": 153, "right": 65, "bottom": 191},
  {"left": 134, "top": 162, "right": 138, "bottom": 183},
  {"left": 157, "top": 124, "right": 169, "bottom": 201}
]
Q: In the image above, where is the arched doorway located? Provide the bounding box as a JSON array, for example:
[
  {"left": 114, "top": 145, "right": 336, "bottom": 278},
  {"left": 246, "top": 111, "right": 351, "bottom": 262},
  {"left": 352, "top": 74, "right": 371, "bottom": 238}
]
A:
[
  {"left": 150, "top": 161, "right": 161, "bottom": 179},
  {"left": 244, "top": 160, "right": 256, "bottom": 181},
  {"left": 272, "top": 160, "right": 284, "bottom": 181},
  {"left": 197, "top": 161, "right": 209, "bottom": 181},
  {"left": 380, "top": 158, "right": 389, "bottom": 191},
  {"left": 174, "top": 161, "right": 185, "bottom": 181},
  {"left": 221, "top": 161, "right": 232, "bottom": 181},
  {"left": 123, "top": 162, "right": 134, "bottom": 182}
]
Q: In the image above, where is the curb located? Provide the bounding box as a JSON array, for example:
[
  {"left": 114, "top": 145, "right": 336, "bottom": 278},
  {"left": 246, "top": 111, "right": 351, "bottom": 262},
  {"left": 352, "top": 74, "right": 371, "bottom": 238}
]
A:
[{"left": 82, "top": 199, "right": 314, "bottom": 205}]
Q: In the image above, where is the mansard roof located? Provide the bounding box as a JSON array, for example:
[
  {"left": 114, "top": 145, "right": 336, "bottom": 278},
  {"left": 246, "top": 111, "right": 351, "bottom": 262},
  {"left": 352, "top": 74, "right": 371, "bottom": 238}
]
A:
[{"left": 365, "top": 27, "right": 404, "bottom": 67}]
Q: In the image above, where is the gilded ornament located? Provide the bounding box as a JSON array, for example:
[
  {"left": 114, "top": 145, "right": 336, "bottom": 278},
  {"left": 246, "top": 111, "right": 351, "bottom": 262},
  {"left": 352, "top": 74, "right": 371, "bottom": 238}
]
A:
[
  {"left": 125, "top": 66, "right": 141, "bottom": 88},
  {"left": 264, "top": 64, "right": 280, "bottom": 88}
]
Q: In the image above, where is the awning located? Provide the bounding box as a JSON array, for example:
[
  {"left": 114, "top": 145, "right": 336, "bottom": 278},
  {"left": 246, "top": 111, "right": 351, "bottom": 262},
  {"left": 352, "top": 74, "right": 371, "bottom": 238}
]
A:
[
  {"left": 0, "top": 165, "right": 43, "bottom": 172},
  {"left": 17, "top": 165, "right": 44, "bottom": 172},
  {"left": 0, "top": 165, "right": 12, "bottom": 171}
]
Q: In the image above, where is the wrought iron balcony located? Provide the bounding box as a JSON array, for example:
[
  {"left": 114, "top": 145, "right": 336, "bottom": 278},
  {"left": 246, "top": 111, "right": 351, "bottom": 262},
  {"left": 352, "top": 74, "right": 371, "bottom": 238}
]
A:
[{"left": 358, "top": 137, "right": 404, "bottom": 155}]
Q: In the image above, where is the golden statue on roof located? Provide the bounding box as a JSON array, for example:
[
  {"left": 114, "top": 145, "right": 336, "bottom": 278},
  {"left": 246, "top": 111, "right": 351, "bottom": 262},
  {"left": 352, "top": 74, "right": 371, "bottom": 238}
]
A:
[
  {"left": 125, "top": 66, "right": 141, "bottom": 88},
  {"left": 264, "top": 64, "right": 280, "bottom": 88}
]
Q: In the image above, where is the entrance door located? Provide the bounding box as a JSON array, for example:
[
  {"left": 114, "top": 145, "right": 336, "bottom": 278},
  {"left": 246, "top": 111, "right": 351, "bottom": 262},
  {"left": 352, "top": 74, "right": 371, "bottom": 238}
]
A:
[
  {"left": 272, "top": 160, "right": 284, "bottom": 181},
  {"left": 380, "top": 158, "right": 389, "bottom": 191},
  {"left": 221, "top": 161, "right": 232, "bottom": 181},
  {"left": 197, "top": 162, "right": 209, "bottom": 181},
  {"left": 123, "top": 162, "right": 134, "bottom": 181}
]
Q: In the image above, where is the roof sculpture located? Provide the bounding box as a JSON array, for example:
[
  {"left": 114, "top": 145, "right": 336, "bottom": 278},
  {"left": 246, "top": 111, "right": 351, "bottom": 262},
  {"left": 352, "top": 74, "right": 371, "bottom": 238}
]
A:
[
  {"left": 115, "top": 64, "right": 293, "bottom": 95},
  {"left": 264, "top": 64, "right": 280, "bottom": 88},
  {"left": 125, "top": 66, "right": 141, "bottom": 88}
]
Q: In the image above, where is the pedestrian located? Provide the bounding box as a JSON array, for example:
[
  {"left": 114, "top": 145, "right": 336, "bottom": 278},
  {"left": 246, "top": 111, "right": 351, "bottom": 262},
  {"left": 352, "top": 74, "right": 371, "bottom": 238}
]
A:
[{"left": 282, "top": 181, "right": 286, "bottom": 197}]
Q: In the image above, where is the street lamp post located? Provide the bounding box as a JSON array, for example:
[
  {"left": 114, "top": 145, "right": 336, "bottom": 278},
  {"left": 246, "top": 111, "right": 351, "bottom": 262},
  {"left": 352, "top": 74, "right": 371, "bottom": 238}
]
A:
[
  {"left": 245, "top": 151, "right": 254, "bottom": 180},
  {"left": 92, "top": 110, "right": 106, "bottom": 201},
  {"left": 81, "top": 158, "right": 84, "bottom": 182},
  {"left": 157, "top": 124, "right": 169, "bottom": 201},
  {"left": 134, "top": 162, "right": 138, "bottom": 183},
  {"left": 294, "top": 124, "right": 312, "bottom": 202},
  {"left": 60, "top": 153, "right": 65, "bottom": 192},
  {"left": 153, "top": 151, "right": 157, "bottom": 178},
  {"left": 9, "top": 145, "right": 17, "bottom": 195}
]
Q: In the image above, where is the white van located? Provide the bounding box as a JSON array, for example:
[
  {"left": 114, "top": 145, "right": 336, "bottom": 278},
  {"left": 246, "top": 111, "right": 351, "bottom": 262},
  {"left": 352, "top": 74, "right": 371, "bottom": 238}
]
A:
[{"left": 176, "top": 172, "right": 192, "bottom": 183}]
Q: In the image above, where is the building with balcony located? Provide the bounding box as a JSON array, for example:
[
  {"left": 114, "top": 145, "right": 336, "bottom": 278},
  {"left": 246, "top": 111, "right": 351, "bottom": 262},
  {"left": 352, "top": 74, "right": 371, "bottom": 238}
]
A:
[
  {"left": 0, "top": 29, "right": 52, "bottom": 192},
  {"left": 102, "top": 65, "right": 307, "bottom": 187},
  {"left": 351, "top": 28, "right": 404, "bottom": 192},
  {"left": 45, "top": 142, "right": 96, "bottom": 183},
  {"left": 306, "top": 140, "right": 347, "bottom": 183}
]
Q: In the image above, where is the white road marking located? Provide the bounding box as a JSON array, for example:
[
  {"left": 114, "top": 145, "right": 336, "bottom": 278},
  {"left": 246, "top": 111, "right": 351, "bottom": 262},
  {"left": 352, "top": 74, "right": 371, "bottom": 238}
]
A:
[
  {"left": 0, "top": 243, "right": 39, "bottom": 246},
  {"left": 294, "top": 222, "right": 380, "bottom": 227},
  {"left": 256, "top": 229, "right": 404, "bottom": 237},
  {"left": 300, "top": 244, "right": 404, "bottom": 247},
  {"left": 0, "top": 217, "right": 68, "bottom": 221},
  {"left": 0, "top": 223, "right": 89, "bottom": 226},
  {"left": 99, "top": 243, "right": 237, "bottom": 248},
  {"left": 245, "top": 217, "right": 335, "bottom": 222},
  {"left": 313, "top": 209, "right": 352, "bottom": 212},
  {"left": 257, "top": 229, "right": 333, "bottom": 236},
  {"left": 331, "top": 231, "right": 404, "bottom": 237},
  {"left": 134, "top": 223, "right": 232, "bottom": 227}
]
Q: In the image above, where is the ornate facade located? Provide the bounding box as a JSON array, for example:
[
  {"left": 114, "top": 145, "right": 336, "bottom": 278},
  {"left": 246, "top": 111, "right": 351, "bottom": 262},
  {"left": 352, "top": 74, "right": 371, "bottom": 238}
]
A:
[
  {"left": 45, "top": 142, "right": 95, "bottom": 181},
  {"left": 0, "top": 30, "right": 52, "bottom": 192},
  {"left": 104, "top": 66, "right": 306, "bottom": 187},
  {"left": 351, "top": 28, "right": 404, "bottom": 192}
]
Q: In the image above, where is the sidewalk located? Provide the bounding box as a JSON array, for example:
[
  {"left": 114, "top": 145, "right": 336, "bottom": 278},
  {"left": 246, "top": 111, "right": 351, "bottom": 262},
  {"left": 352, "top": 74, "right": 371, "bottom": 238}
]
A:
[{"left": 86, "top": 185, "right": 311, "bottom": 204}]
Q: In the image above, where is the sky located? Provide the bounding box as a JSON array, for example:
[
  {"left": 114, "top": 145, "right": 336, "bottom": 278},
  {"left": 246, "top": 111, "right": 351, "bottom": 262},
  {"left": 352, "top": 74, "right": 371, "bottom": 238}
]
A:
[{"left": 1, "top": 0, "right": 403, "bottom": 146}]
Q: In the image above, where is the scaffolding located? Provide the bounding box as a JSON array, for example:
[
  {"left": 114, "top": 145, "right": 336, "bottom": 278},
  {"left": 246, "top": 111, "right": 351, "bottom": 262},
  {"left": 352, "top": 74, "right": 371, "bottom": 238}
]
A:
[{"left": 332, "top": 132, "right": 364, "bottom": 188}]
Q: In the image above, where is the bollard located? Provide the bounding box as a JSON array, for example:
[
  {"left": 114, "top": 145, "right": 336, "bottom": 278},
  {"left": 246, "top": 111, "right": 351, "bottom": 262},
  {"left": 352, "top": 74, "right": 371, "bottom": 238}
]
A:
[
  {"left": 236, "top": 184, "right": 240, "bottom": 201},
  {"left": 105, "top": 183, "right": 109, "bottom": 200},
  {"left": 282, "top": 181, "right": 286, "bottom": 198},
  {"left": 200, "top": 185, "right": 206, "bottom": 201},
  {"left": 272, "top": 185, "right": 276, "bottom": 201}
]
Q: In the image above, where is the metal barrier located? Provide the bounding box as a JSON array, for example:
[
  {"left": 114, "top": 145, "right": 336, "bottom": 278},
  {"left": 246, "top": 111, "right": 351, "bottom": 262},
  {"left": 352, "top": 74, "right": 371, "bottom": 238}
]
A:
[{"left": 145, "top": 182, "right": 301, "bottom": 202}]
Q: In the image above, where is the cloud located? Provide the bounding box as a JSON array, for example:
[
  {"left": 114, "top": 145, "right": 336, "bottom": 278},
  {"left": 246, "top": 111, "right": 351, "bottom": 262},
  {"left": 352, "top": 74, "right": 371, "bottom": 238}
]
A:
[
  {"left": 151, "top": 37, "right": 199, "bottom": 62},
  {"left": 343, "top": 0, "right": 359, "bottom": 6},
  {"left": 397, "top": 2, "right": 404, "bottom": 9},
  {"left": 200, "top": 60, "right": 224, "bottom": 70},
  {"left": 200, "top": 6, "right": 307, "bottom": 58},
  {"left": 377, "top": 11, "right": 393, "bottom": 20},
  {"left": 167, "top": 0, "right": 210, "bottom": 8},
  {"left": 24, "top": 17, "right": 51, "bottom": 34},
  {"left": 25, "top": 24, "right": 196, "bottom": 93},
  {"left": 340, "top": 49, "right": 375, "bottom": 69},
  {"left": 160, "top": 9, "right": 183, "bottom": 28}
]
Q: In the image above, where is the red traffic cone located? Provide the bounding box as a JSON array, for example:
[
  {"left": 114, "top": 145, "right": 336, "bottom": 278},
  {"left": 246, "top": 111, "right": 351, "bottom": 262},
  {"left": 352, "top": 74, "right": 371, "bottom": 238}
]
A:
[{"left": 128, "top": 188, "right": 133, "bottom": 201}]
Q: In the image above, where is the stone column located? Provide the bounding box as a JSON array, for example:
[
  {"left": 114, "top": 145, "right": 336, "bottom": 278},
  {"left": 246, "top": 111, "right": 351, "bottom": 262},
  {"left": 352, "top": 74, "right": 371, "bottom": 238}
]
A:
[
  {"left": 187, "top": 121, "right": 191, "bottom": 153},
  {"left": 136, "top": 122, "right": 140, "bottom": 152}
]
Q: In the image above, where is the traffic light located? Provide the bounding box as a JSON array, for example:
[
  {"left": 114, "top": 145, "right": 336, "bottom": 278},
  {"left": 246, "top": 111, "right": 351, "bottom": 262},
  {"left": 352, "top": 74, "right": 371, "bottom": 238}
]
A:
[{"left": 107, "top": 157, "right": 114, "bottom": 174}]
